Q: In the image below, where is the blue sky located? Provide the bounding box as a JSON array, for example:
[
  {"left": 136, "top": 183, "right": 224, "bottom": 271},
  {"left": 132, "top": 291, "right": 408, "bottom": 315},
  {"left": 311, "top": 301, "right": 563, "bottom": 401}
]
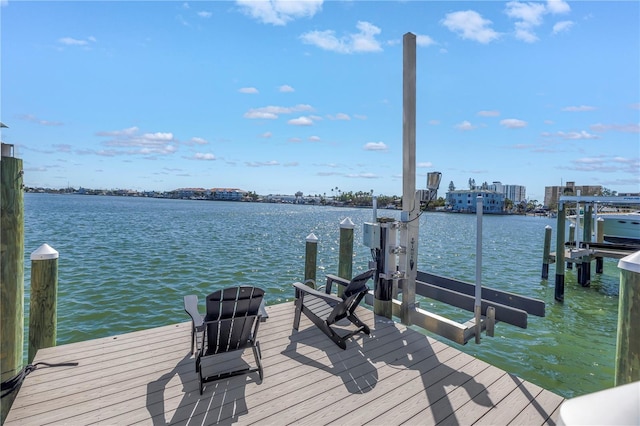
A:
[{"left": 1, "top": 0, "right": 638, "bottom": 201}]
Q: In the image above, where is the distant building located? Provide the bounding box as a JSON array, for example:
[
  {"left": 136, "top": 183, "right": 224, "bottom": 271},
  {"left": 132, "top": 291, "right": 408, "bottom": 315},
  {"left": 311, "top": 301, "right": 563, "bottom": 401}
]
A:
[
  {"left": 489, "top": 181, "right": 527, "bottom": 203},
  {"left": 544, "top": 182, "right": 602, "bottom": 208},
  {"left": 211, "top": 188, "right": 246, "bottom": 201},
  {"left": 445, "top": 190, "right": 505, "bottom": 214}
]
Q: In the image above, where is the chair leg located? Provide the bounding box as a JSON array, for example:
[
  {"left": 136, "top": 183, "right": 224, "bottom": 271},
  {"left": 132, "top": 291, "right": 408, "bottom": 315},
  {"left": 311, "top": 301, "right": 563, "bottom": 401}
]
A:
[
  {"left": 293, "top": 297, "right": 303, "bottom": 330},
  {"left": 190, "top": 327, "right": 195, "bottom": 355},
  {"left": 253, "top": 343, "right": 263, "bottom": 381},
  {"left": 348, "top": 314, "right": 370, "bottom": 335}
]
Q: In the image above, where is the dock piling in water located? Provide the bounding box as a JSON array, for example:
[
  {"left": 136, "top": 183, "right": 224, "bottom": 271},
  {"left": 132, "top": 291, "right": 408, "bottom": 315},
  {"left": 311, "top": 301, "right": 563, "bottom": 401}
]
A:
[
  {"left": 555, "top": 203, "right": 566, "bottom": 302},
  {"left": 0, "top": 145, "right": 24, "bottom": 423},
  {"left": 303, "top": 233, "right": 318, "bottom": 289},
  {"left": 567, "top": 223, "right": 575, "bottom": 269},
  {"left": 337, "top": 218, "right": 355, "bottom": 298},
  {"left": 615, "top": 251, "right": 640, "bottom": 386},
  {"left": 28, "top": 244, "right": 59, "bottom": 363},
  {"left": 596, "top": 217, "right": 604, "bottom": 274},
  {"left": 542, "top": 225, "right": 552, "bottom": 279}
]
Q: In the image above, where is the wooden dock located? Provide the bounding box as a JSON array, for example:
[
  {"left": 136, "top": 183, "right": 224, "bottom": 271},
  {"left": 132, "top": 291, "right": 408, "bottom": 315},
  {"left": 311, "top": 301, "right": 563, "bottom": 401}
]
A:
[{"left": 5, "top": 302, "right": 564, "bottom": 425}]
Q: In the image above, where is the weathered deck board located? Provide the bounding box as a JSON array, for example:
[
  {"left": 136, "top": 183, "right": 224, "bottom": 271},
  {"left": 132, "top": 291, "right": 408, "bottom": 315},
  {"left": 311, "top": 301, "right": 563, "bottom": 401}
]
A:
[{"left": 5, "top": 301, "right": 564, "bottom": 425}]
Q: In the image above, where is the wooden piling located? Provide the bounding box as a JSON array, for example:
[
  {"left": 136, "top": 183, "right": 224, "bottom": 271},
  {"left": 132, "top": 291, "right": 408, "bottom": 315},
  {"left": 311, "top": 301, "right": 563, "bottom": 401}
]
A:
[
  {"left": 337, "top": 218, "right": 355, "bottom": 298},
  {"left": 596, "top": 217, "right": 604, "bottom": 274},
  {"left": 615, "top": 251, "right": 640, "bottom": 386},
  {"left": 303, "top": 233, "right": 318, "bottom": 289},
  {"left": 0, "top": 149, "right": 24, "bottom": 424},
  {"left": 567, "top": 223, "right": 575, "bottom": 269},
  {"left": 577, "top": 205, "right": 592, "bottom": 286},
  {"left": 542, "top": 225, "right": 552, "bottom": 279},
  {"left": 28, "top": 244, "right": 59, "bottom": 364},
  {"left": 555, "top": 203, "right": 566, "bottom": 302}
]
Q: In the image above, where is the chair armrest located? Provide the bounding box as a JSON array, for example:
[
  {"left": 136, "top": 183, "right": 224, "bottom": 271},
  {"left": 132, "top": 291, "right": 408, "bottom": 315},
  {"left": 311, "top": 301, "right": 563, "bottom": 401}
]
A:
[
  {"left": 184, "top": 295, "right": 204, "bottom": 328},
  {"left": 293, "top": 282, "right": 343, "bottom": 304}
]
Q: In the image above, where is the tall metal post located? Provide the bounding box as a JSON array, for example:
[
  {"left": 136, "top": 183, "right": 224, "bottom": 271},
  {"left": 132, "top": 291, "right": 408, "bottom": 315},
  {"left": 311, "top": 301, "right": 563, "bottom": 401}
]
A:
[{"left": 400, "top": 32, "right": 417, "bottom": 326}]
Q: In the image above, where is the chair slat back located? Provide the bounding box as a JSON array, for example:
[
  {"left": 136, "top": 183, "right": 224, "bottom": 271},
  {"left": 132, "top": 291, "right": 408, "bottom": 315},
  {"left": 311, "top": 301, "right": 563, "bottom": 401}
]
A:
[
  {"left": 343, "top": 269, "right": 375, "bottom": 298},
  {"left": 204, "top": 286, "right": 264, "bottom": 355},
  {"left": 328, "top": 270, "right": 375, "bottom": 322}
]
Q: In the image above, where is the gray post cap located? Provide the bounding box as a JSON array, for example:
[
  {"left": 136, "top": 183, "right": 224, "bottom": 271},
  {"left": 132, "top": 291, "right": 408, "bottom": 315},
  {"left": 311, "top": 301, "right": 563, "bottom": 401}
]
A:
[
  {"left": 618, "top": 251, "right": 640, "bottom": 273},
  {"left": 306, "top": 233, "right": 318, "bottom": 243}
]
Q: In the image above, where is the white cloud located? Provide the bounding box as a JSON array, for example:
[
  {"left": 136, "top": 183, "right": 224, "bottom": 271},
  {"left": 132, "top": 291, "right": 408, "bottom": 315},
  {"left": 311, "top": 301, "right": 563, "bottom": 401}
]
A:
[
  {"left": 308, "top": 135, "right": 321, "bottom": 142},
  {"left": 244, "top": 104, "right": 313, "bottom": 119},
  {"left": 197, "top": 11, "right": 212, "bottom": 18},
  {"left": 96, "top": 127, "right": 178, "bottom": 156},
  {"left": 260, "top": 131, "right": 273, "bottom": 138},
  {"left": 505, "top": 0, "right": 571, "bottom": 43},
  {"left": 441, "top": 10, "right": 500, "bottom": 44},
  {"left": 245, "top": 160, "right": 280, "bottom": 167},
  {"left": 244, "top": 111, "right": 278, "bottom": 119},
  {"left": 18, "top": 114, "right": 63, "bottom": 126},
  {"left": 455, "top": 120, "right": 476, "bottom": 131},
  {"left": 354, "top": 114, "right": 367, "bottom": 120},
  {"left": 558, "top": 130, "right": 599, "bottom": 140},
  {"left": 279, "top": 84, "right": 295, "bottom": 92},
  {"left": 590, "top": 123, "right": 640, "bottom": 133},
  {"left": 553, "top": 20, "right": 574, "bottom": 34},
  {"left": 236, "top": 0, "right": 323, "bottom": 26},
  {"left": 327, "top": 113, "right": 350, "bottom": 120},
  {"left": 364, "top": 142, "right": 387, "bottom": 151},
  {"left": 562, "top": 105, "right": 596, "bottom": 112},
  {"left": 189, "top": 137, "right": 208, "bottom": 145},
  {"left": 239, "top": 87, "right": 259, "bottom": 94},
  {"left": 289, "top": 137, "right": 302, "bottom": 143},
  {"left": 477, "top": 110, "right": 500, "bottom": 117},
  {"left": 417, "top": 162, "right": 433, "bottom": 168},
  {"left": 500, "top": 118, "right": 527, "bottom": 129},
  {"left": 346, "top": 172, "right": 379, "bottom": 179},
  {"left": 416, "top": 34, "right": 437, "bottom": 47},
  {"left": 193, "top": 153, "right": 216, "bottom": 160},
  {"left": 547, "top": 0, "right": 571, "bottom": 14},
  {"left": 300, "top": 21, "right": 383, "bottom": 54},
  {"left": 58, "top": 37, "right": 93, "bottom": 46},
  {"left": 288, "top": 116, "right": 314, "bottom": 126}
]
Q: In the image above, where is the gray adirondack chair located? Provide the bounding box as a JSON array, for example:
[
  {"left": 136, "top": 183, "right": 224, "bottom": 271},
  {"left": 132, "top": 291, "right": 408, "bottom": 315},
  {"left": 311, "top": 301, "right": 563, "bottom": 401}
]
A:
[
  {"left": 292, "top": 269, "right": 375, "bottom": 350},
  {"left": 196, "top": 286, "right": 265, "bottom": 394}
]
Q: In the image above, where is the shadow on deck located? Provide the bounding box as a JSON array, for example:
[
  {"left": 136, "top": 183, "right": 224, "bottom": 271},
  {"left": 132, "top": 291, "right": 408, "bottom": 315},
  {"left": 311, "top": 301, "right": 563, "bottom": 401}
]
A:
[{"left": 5, "top": 302, "right": 564, "bottom": 425}]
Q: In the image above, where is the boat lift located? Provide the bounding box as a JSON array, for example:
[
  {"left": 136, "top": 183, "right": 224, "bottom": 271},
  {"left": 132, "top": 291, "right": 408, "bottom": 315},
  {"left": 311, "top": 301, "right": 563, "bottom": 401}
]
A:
[{"left": 358, "top": 33, "right": 545, "bottom": 345}]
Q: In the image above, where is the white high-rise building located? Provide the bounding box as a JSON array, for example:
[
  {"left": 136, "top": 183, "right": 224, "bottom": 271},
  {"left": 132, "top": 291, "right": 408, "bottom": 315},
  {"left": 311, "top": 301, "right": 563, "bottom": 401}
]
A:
[{"left": 489, "top": 181, "right": 527, "bottom": 203}]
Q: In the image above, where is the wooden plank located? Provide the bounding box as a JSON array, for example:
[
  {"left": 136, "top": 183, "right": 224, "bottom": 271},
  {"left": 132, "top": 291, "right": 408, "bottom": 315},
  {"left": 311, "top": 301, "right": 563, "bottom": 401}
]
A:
[
  {"left": 474, "top": 379, "right": 544, "bottom": 425},
  {"left": 509, "top": 388, "right": 565, "bottom": 425},
  {"left": 436, "top": 371, "right": 521, "bottom": 425}
]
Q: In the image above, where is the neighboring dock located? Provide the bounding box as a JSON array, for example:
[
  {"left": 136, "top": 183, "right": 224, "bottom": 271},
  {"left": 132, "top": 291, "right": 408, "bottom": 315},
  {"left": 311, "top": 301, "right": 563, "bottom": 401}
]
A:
[{"left": 5, "top": 302, "right": 564, "bottom": 425}]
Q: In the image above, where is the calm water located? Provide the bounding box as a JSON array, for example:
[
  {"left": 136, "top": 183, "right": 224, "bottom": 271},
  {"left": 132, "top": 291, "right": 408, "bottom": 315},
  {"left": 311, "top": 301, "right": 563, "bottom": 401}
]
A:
[{"left": 22, "top": 194, "right": 621, "bottom": 398}]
